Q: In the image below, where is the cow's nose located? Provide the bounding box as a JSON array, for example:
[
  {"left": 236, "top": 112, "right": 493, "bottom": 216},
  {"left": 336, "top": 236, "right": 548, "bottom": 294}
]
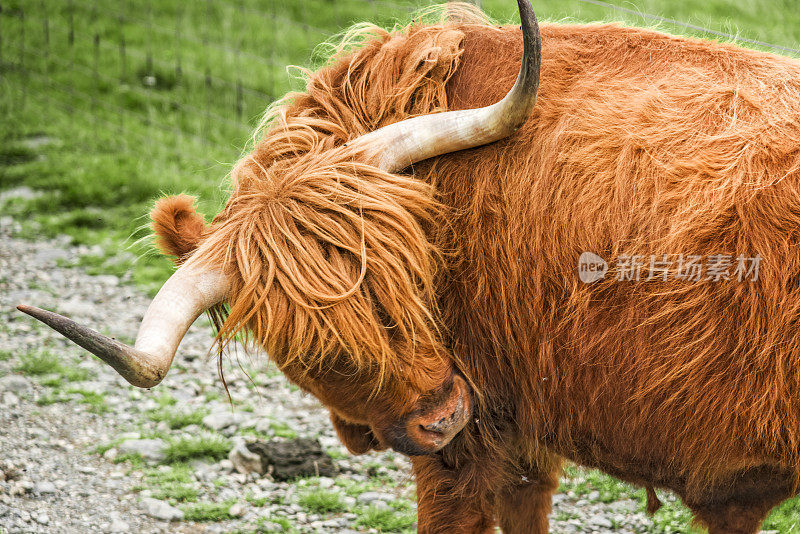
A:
[{"left": 401, "top": 373, "right": 472, "bottom": 454}]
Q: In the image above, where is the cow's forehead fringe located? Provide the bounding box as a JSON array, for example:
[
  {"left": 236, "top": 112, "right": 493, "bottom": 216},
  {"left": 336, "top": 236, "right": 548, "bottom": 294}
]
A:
[{"left": 189, "top": 14, "right": 493, "bottom": 392}]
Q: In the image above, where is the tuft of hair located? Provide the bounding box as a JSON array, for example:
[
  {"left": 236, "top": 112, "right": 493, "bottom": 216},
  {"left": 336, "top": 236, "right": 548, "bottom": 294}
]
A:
[
  {"left": 150, "top": 195, "right": 208, "bottom": 263},
  {"left": 194, "top": 13, "right": 484, "bottom": 393}
]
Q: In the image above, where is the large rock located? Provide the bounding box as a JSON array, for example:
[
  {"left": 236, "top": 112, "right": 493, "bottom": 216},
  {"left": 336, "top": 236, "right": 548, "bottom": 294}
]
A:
[
  {"left": 229, "top": 438, "right": 336, "bottom": 481},
  {"left": 140, "top": 497, "right": 184, "bottom": 521},
  {"left": 117, "top": 439, "right": 166, "bottom": 462}
]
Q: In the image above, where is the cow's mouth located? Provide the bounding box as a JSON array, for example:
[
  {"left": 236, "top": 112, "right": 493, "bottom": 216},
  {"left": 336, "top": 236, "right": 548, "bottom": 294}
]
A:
[{"left": 381, "top": 373, "right": 472, "bottom": 456}]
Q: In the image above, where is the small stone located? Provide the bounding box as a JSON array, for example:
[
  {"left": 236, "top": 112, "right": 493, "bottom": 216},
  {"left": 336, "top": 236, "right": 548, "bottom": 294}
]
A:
[
  {"left": 11, "top": 480, "right": 34, "bottom": 495},
  {"left": 35, "top": 513, "right": 50, "bottom": 525},
  {"left": 357, "top": 491, "right": 391, "bottom": 505},
  {"left": 219, "top": 459, "right": 234, "bottom": 472},
  {"left": 202, "top": 411, "right": 245, "bottom": 431},
  {"left": 117, "top": 439, "right": 166, "bottom": 462},
  {"left": 103, "top": 448, "right": 118, "bottom": 461},
  {"left": 588, "top": 514, "right": 613, "bottom": 529},
  {"left": 34, "top": 481, "right": 57, "bottom": 494},
  {"left": 229, "top": 442, "right": 264, "bottom": 475},
  {"left": 141, "top": 497, "right": 184, "bottom": 521},
  {"left": 0, "top": 375, "right": 31, "bottom": 393},
  {"left": 107, "top": 519, "right": 130, "bottom": 532},
  {"left": 317, "top": 477, "right": 335, "bottom": 489},
  {"left": 94, "top": 275, "right": 119, "bottom": 286},
  {"left": 228, "top": 503, "right": 245, "bottom": 517}
]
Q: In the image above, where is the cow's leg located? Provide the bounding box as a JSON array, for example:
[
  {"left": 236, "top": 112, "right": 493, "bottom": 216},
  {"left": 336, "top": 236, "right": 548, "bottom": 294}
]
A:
[
  {"left": 689, "top": 502, "right": 773, "bottom": 534},
  {"left": 412, "top": 455, "right": 497, "bottom": 533},
  {"left": 494, "top": 458, "right": 561, "bottom": 534},
  {"left": 684, "top": 465, "right": 796, "bottom": 534}
]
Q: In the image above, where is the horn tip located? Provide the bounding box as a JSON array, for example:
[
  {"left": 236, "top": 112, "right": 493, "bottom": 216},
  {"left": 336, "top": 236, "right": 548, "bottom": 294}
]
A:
[{"left": 17, "top": 304, "right": 40, "bottom": 316}]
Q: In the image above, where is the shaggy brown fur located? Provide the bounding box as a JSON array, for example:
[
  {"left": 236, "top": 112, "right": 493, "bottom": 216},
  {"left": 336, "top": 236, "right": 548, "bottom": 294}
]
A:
[
  {"left": 150, "top": 195, "right": 208, "bottom": 262},
  {"left": 153, "top": 4, "right": 800, "bottom": 532}
]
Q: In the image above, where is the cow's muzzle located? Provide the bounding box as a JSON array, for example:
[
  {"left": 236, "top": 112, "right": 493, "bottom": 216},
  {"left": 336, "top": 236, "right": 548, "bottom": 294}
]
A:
[{"left": 382, "top": 373, "right": 472, "bottom": 456}]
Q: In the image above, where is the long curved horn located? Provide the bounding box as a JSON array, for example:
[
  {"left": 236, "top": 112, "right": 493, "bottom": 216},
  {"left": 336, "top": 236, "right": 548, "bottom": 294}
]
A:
[
  {"left": 17, "top": 262, "right": 229, "bottom": 388},
  {"left": 349, "top": 0, "right": 541, "bottom": 172}
]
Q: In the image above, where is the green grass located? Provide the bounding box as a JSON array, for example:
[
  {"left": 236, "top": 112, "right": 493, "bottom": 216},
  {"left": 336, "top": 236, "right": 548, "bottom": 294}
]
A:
[
  {"left": 163, "top": 433, "right": 232, "bottom": 463},
  {"left": 94, "top": 437, "right": 126, "bottom": 456},
  {"left": 65, "top": 388, "right": 109, "bottom": 413},
  {"left": 139, "top": 463, "right": 200, "bottom": 501},
  {"left": 147, "top": 406, "right": 209, "bottom": 429},
  {"left": 297, "top": 488, "right": 346, "bottom": 514},
  {"left": 14, "top": 351, "right": 63, "bottom": 375},
  {"left": 15, "top": 351, "right": 93, "bottom": 383},
  {"left": 0, "top": 349, "right": 13, "bottom": 361},
  {"left": 180, "top": 499, "right": 237, "bottom": 522},
  {"left": 36, "top": 392, "right": 68, "bottom": 406},
  {"left": 113, "top": 453, "right": 145, "bottom": 469},
  {"left": 254, "top": 515, "right": 295, "bottom": 533},
  {"left": 152, "top": 483, "right": 200, "bottom": 503},
  {"left": 355, "top": 505, "right": 416, "bottom": 533},
  {"left": 268, "top": 421, "right": 297, "bottom": 439},
  {"left": 763, "top": 497, "right": 800, "bottom": 532}
]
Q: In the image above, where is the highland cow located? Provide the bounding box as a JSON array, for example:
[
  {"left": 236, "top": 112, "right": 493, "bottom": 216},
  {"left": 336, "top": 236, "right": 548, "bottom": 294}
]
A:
[{"left": 18, "top": 0, "right": 800, "bottom": 532}]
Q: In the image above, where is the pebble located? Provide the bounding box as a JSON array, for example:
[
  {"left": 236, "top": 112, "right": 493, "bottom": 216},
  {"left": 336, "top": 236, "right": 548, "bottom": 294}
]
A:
[
  {"left": 106, "top": 519, "right": 130, "bottom": 533},
  {"left": 34, "top": 481, "right": 57, "bottom": 494},
  {"left": 356, "top": 491, "right": 394, "bottom": 505},
  {"left": 228, "top": 503, "right": 245, "bottom": 517},
  {"left": 140, "top": 497, "right": 185, "bottom": 521},
  {"left": 0, "top": 375, "right": 31, "bottom": 393},
  {"left": 228, "top": 442, "right": 263, "bottom": 475},
  {"left": 202, "top": 411, "right": 245, "bottom": 431}
]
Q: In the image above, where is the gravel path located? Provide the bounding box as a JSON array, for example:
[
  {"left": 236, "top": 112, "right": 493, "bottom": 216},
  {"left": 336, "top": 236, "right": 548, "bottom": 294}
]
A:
[{"left": 0, "top": 213, "right": 658, "bottom": 533}]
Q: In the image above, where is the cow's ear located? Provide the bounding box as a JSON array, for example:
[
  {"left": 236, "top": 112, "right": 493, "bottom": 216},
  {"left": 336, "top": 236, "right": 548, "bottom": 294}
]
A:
[
  {"left": 330, "top": 412, "right": 386, "bottom": 454},
  {"left": 151, "top": 194, "right": 208, "bottom": 263}
]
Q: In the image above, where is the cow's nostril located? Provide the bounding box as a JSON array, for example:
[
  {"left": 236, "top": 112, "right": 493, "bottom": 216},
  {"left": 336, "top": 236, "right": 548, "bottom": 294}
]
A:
[{"left": 420, "top": 421, "right": 445, "bottom": 434}]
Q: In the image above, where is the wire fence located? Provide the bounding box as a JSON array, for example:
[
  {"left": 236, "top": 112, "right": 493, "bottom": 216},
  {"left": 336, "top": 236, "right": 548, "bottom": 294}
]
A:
[{"left": 1, "top": 0, "right": 798, "bottom": 174}]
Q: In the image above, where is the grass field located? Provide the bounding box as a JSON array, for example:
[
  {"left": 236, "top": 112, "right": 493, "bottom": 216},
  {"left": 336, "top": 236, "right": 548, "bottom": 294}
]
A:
[{"left": 2, "top": 0, "right": 800, "bottom": 531}]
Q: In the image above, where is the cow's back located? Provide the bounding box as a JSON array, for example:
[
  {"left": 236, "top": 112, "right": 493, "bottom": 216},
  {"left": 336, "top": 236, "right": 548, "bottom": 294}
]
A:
[{"left": 427, "top": 22, "right": 800, "bottom": 496}]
